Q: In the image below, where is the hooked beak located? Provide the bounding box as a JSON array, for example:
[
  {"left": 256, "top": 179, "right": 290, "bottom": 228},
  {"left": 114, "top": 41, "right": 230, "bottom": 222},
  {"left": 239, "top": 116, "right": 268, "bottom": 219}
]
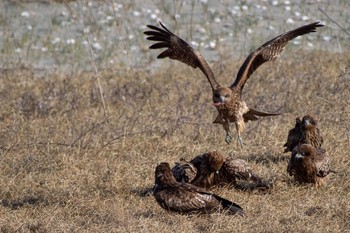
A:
[
  {"left": 213, "top": 96, "right": 225, "bottom": 106},
  {"left": 213, "top": 102, "right": 223, "bottom": 106}
]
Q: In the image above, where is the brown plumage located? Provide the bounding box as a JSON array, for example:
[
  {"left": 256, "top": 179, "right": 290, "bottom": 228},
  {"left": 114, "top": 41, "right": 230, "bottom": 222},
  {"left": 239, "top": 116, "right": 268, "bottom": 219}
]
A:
[
  {"left": 283, "top": 117, "right": 302, "bottom": 152},
  {"left": 171, "top": 158, "right": 197, "bottom": 183},
  {"left": 144, "top": 21, "right": 323, "bottom": 147},
  {"left": 214, "top": 158, "right": 267, "bottom": 188},
  {"left": 154, "top": 162, "right": 244, "bottom": 215},
  {"left": 287, "top": 144, "right": 334, "bottom": 187},
  {"left": 189, "top": 151, "right": 224, "bottom": 188},
  {"left": 283, "top": 115, "right": 323, "bottom": 152},
  {"left": 172, "top": 151, "right": 267, "bottom": 189}
]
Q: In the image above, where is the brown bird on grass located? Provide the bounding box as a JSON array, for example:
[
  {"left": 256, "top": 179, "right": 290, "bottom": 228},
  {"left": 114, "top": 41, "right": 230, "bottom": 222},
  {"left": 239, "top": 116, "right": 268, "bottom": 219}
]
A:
[
  {"left": 172, "top": 151, "right": 268, "bottom": 189},
  {"left": 283, "top": 115, "right": 323, "bottom": 152},
  {"left": 154, "top": 162, "right": 244, "bottom": 215},
  {"left": 186, "top": 151, "right": 224, "bottom": 188},
  {"left": 144, "top": 21, "right": 323, "bottom": 147},
  {"left": 287, "top": 144, "right": 334, "bottom": 187}
]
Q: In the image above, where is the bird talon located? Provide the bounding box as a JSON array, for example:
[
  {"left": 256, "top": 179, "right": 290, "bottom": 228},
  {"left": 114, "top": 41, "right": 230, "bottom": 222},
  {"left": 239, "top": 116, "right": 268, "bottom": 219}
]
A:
[
  {"left": 237, "top": 137, "right": 245, "bottom": 148},
  {"left": 225, "top": 134, "right": 232, "bottom": 145}
]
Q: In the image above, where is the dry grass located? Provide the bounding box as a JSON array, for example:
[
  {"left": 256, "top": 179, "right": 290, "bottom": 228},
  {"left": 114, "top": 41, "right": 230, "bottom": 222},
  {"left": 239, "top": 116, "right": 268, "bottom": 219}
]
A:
[{"left": 0, "top": 50, "right": 349, "bottom": 232}]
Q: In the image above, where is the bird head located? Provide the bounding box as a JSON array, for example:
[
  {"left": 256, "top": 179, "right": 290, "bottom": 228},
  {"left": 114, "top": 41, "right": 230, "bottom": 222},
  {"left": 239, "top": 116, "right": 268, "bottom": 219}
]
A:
[
  {"left": 213, "top": 87, "right": 232, "bottom": 107},
  {"left": 301, "top": 115, "right": 317, "bottom": 130},
  {"left": 294, "top": 144, "right": 314, "bottom": 159},
  {"left": 155, "top": 162, "right": 176, "bottom": 184},
  {"left": 205, "top": 151, "right": 224, "bottom": 174}
]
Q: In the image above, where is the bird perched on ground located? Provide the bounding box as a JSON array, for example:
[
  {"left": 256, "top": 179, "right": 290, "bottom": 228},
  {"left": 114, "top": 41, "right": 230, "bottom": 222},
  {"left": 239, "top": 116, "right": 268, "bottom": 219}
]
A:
[
  {"left": 144, "top": 21, "right": 323, "bottom": 147},
  {"left": 283, "top": 115, "right": 323, "bottom": 152},
  {"left": 287, "top": 144, "right": 334, "bottom": 187},
  {"left": 172, "top": 151, "right": 268, "bottom": 189},
  {"left": 154, "top": 162, "right": 244, "bottom": 215}
]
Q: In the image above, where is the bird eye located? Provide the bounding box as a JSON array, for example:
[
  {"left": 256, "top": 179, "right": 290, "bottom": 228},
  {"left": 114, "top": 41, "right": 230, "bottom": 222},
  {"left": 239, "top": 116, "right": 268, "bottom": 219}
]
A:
[{"left": 224, "top": 94, "right": 230, "bottom": 98}]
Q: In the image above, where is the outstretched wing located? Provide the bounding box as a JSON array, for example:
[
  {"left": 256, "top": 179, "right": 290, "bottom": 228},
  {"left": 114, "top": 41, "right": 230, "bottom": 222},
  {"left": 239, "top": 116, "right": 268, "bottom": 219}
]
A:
[
  {"left": 231, "top": 22, "right": 324, "bottom": 92},
  {"left": 144, "top": 22, "right": 220, "bottom": 91}
]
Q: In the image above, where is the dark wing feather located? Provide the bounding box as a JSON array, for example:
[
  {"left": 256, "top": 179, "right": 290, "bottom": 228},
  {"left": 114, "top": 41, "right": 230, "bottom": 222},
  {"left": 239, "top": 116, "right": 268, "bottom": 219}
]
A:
[
  {"left": 220, "top": 158, "right": 262, "bottom": 183},
  {"left": 144, "top": 22, "right": 220, "bottom": 91},
  {"left": 180, "top": 182, "right": 244, "bottom": 215},
  {"left": 284, "top": 117, "right": 302, "bottom": 153},
  {"left": 230, "top": 22, "right": 324, "bottom": 92},
  {"left": 287, "top": 150, "right": 298, "bottom": 176},
  {"left": 172, "top": 159, "right": 197, "bottom": 183}
]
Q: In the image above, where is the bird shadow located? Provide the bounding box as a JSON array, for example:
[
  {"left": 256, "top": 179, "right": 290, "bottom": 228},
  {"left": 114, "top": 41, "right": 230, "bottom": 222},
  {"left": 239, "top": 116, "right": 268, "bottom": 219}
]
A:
[
  {"left": 130, "top": 186, "right": 154, "bottom": 197},
  {"left": 1, "top": 195, "right": 51, "bottom": 210},
  {"left": 246, "top": 152, "right": 290, "bottom": 165}
]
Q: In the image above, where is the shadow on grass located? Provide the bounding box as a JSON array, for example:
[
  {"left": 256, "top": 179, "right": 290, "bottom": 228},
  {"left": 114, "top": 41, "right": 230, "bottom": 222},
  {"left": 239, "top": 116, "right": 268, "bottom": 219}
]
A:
[
  {"left": 247, "top": 153, "right": 290, "bottom": 165},
  {"left": 130, "top": 186, "right": 154, "bottom": 197},
  {"left": 1, "top": 195, "right": 66, "bottom": 210}
]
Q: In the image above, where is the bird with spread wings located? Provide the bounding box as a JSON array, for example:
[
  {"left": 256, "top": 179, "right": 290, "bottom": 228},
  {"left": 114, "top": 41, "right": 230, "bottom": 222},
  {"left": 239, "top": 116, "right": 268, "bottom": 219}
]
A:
[
  {"left": 144, "top": 22, "right": 323, "bottom": 147},
  {"left": 154, "top": 162, "right": 244, "bottom": 215}
]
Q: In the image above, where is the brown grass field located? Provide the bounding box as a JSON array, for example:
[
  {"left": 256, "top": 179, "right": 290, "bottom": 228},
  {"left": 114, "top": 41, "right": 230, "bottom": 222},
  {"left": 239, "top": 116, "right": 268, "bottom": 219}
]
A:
[{"left": 0, "top": 49, "right": 349, "bottom": 232}]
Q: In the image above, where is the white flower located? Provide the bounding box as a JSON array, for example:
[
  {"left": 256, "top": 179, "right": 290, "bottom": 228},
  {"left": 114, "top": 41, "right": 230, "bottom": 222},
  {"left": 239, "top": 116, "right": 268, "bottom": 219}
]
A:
[
  {"left": 301, "top": 15, "right": 310, "bottom": 21},
  {"left": 322, "top": 35, "right": 331, "bottom": 41},
  {"left": 214, "top": 17, "right": 221, "bottom": 23},
  {"left": 286, "top": 18, "right": 294, "bottom": 24},
  {"left": 92, "top": 42, "right": 102, "bottom": 50},
  {"left": 272, "top": 1, "right": 279, "bottom": 6},
  {"left": 66, "top": 39, "right": 75, "bottom": 45},
  {"left": 52, "top": 37, "right": 61, "bottom": 44},
  {"left": 209, "top": 40, "right": 216, "bottom": 49},
  {"left": 21, "top": 11, "right": 30, "bottom": 17},
  {"left": 190, "top": 41, "right": 199, "bottom": 48},
  {"left": 133, "top": 11, "right": 140, "bottom": 17}
]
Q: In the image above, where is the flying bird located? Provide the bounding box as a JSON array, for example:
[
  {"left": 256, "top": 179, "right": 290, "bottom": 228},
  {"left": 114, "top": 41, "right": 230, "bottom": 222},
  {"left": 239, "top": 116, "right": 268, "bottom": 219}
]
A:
[
  {"left": 287, "top": 144, "right": 334, "bottom": 187},
  {"left": 283, "top": 115, "right": 323, "bottom": 152},
  {"left": 154, "top": 162, "right": 244, "bottom": 215},
  {"left": 172, "top": 151, "right": 268, "bottom": 189},
  {"left": 144, "top": 21, "right": 323, "bottom": 147}
]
